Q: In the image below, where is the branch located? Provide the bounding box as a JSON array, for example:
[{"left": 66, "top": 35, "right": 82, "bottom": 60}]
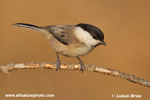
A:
[{"left": 0, "top": 62, "right": 149, "bottom": 87}]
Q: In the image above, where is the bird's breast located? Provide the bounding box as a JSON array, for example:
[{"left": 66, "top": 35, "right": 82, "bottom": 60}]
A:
[
  {"left": 50, "top": 38, "right": 94, "bottom": 57},
  {"left": 58, "top": 45, "right": 94, "bottom": 57},
  {"left": 46, "top": 32, "right": 95, "bottom": 57}
]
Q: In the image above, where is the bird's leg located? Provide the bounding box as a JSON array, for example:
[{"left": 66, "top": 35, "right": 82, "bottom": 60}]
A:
[
  {"left": 56, "top": 52, "right": 61, "bottom": 71},
  {"left": 77, "top": 57, "right": 85, "bottom": 73}
]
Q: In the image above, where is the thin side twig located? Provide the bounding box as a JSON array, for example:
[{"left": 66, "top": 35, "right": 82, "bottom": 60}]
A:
[{"left": 0, "top": 62, "right": 149, "bottom": 87}]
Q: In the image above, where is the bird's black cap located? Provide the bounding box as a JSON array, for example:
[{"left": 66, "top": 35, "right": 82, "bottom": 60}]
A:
[{"left": 76, "top": 23, "right": 104, "bottom": 41}]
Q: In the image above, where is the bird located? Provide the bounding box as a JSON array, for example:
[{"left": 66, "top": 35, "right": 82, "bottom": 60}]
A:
[{"left": 13, "top": 23, "right": 106, "bottom": 72}]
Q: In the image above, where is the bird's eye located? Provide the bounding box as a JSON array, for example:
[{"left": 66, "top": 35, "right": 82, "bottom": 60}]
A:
[
  {"left": 93, "top": 35, "right": 97, "bottom": 39},
  {"left": 61, "top": 35, "right": 65, "bottom": 37}
]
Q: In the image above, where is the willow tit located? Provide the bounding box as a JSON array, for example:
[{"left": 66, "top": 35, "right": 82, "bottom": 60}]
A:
[{"left": 13, "top": 23, "right": 106, "bottom": 72}]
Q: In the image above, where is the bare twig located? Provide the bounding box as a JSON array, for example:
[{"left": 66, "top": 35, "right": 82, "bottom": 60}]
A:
[{"left": 0, "top": 62, "right": 149, "bottom": 87}]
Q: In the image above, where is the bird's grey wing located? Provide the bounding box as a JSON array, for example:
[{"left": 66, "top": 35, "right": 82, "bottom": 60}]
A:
[{"left": 45, "top": 25, "right": 76, "bottom": 45}]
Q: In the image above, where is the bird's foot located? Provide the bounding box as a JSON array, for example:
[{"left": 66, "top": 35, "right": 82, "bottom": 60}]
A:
[
  {"left": 80, "top": 66, "right": 84, "bottom": 73},
  {"left": 56, "top": 59, "right": 61, "bottom": 71},
  {"left": 78, "top": 58, "right": 85, "bottom": 73},
  {"left": 56, "top": 53, "right": 61, "bottom": 71}
]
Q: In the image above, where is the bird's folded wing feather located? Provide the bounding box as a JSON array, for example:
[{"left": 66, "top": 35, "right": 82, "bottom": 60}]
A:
[{"left": 45, "top": 25, "right": 77, "bottom": 45}]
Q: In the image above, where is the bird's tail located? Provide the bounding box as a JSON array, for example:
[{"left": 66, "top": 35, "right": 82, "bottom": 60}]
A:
[{"left": 13, "top": 23, "right": 47, "bottom": 33}]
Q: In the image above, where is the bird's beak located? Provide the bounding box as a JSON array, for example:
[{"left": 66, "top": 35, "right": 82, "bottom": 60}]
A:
[{"left": 101, "top": 40, "right": 107, "bottom": 46}]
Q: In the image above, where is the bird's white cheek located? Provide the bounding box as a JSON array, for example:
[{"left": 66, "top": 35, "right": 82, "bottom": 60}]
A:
[{"left": 74, "top": 27, "right": 99, "bottom": 46}]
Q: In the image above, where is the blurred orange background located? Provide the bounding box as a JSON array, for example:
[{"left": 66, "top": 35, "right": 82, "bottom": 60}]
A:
[{"left": 0, "top": 0, "right": 150, "bottom": 100}]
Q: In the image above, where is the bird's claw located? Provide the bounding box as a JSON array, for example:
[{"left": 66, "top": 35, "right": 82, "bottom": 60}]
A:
[{"left": 80, "top": 67, "right": 84, "bottom": 73}]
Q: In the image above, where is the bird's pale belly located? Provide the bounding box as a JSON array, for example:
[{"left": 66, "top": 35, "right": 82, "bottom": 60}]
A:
[
  {"left": 60, "top": 46, "right": 94, "bottom": 57},
  {"left": 50, "top": 41, "right": 94, "bottom": 57},
  {"left": 48, "top": 35, "right": 95, "bottom": 57}
]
